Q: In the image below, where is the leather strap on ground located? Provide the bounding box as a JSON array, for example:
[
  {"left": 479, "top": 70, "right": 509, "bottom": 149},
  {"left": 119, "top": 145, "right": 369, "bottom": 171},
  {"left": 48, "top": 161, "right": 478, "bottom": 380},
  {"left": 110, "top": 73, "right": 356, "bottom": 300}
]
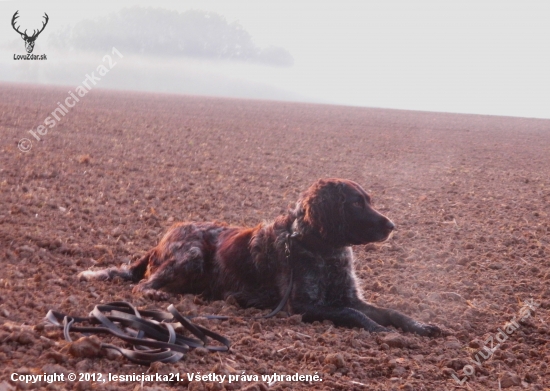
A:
[{"left": 45, "top": 301, "right": 231, "bottom": 365}]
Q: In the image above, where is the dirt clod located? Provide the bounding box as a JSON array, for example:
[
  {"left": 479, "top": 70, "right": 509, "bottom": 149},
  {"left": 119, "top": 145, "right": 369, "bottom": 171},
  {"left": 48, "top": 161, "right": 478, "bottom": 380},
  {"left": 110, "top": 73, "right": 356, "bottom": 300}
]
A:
[
  {"left": 324, "top": 353, "right": 345, "bottom": 368},
  {"left": 68, "top": 336, "right": 103, "bottom": 358},
  {"left": 378, "top": 334, "right": 411, "bottom": 348},
  {"left": 500, "top": 371, "right": 521, "bottom": 388}
]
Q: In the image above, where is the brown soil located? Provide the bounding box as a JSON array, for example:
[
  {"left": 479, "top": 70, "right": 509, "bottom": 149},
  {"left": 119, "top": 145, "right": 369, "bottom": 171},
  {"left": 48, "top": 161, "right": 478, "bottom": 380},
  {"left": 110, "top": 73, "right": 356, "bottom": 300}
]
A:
[{"left": 1, "top": 83, "right": 549, "bottom": 391}]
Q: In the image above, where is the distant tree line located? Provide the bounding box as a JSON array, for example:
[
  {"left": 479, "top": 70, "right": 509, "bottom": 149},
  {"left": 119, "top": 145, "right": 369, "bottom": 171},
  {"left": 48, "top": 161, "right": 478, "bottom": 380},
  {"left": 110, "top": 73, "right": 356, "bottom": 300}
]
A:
[{"left": 49, "top": 7, "right": 293, "bottom": 67}]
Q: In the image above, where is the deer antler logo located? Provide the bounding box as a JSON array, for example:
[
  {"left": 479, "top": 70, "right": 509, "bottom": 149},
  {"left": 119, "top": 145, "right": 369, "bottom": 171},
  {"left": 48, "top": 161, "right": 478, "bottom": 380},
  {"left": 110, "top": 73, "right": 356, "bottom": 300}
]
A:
[{"left": 12, "top": 11, "right": 49, "bottom": 54}]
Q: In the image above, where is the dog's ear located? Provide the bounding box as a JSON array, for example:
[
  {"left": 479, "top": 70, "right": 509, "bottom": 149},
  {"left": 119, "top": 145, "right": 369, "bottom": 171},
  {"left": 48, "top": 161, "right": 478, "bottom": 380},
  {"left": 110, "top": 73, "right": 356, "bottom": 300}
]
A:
[{"left": 301, "top": 180, "right": 346, "bottom": 244}]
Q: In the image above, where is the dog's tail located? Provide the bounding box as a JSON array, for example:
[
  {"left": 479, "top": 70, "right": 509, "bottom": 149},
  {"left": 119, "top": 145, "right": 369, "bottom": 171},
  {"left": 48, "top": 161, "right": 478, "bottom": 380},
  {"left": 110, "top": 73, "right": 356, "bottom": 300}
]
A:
[{"left": 78, "top": 250, "right": 153, "bottom": 282}]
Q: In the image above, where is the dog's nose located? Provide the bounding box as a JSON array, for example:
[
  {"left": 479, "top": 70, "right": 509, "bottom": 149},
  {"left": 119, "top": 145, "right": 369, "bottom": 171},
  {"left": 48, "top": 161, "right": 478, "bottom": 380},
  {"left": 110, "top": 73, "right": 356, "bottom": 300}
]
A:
[{"left": 385, "top": 220, "right": 395, "bottom": 232}]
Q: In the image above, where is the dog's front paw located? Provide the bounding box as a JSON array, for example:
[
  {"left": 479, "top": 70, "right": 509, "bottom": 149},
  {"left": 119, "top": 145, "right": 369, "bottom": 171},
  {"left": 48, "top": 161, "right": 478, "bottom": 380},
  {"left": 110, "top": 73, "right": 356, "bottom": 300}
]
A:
[
  {"left": 371, "top": 325, "right": 391, "bottom": 333},
  {"left": 417, "top": 323, "right": 441, "bottom": 337}
]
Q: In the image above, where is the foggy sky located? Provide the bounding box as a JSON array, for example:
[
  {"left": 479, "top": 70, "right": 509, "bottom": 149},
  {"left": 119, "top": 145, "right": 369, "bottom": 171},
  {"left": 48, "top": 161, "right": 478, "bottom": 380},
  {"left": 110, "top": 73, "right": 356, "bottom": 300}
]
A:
[{"left": 1, "top": 0, "right": 549, "bottom": 119}]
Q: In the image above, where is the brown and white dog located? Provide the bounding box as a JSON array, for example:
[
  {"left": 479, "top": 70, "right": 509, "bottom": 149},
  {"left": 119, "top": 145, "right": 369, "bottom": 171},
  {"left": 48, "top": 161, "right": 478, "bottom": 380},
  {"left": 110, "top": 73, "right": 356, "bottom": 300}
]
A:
[{"left": 79, "top": 178, "right": 440, "bottom": 336}]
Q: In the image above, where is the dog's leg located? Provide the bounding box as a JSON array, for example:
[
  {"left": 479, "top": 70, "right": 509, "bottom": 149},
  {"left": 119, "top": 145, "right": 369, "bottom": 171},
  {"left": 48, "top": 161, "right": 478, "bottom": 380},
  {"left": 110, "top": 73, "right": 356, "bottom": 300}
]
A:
[
  {"left": 295, "top": 304, "right": 390, "bottom": 332},
  {"left": 350, "top": 301, "right": 441, "bottom": 337},
  {"left": 133, "top": 246, "right": 209, "bottom": 301},
  {"left": 131, "top": 264, "right": 176, "bottom": 301}
]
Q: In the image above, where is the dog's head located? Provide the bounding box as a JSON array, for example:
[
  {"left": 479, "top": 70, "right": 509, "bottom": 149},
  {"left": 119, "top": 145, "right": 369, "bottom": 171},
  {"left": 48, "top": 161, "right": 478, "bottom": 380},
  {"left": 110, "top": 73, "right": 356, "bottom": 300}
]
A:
[{"left": 295, "top": 178, "right": 395, "bottom": 247}]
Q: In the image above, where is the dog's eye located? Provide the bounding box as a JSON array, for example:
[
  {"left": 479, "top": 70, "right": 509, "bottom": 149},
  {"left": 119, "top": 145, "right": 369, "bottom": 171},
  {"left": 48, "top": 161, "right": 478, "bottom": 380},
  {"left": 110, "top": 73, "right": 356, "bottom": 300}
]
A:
[{"left": 351, "top": 200, "right": 363, "bottom": 208}]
